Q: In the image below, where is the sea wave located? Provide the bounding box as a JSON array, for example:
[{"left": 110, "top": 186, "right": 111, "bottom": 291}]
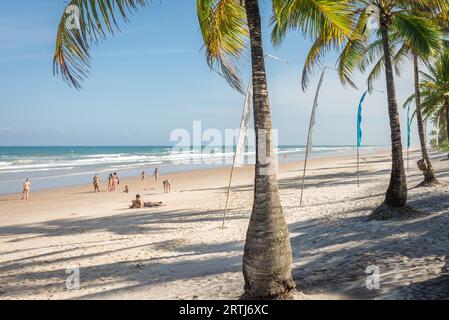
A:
[{"left": 0, "top": 146, "right": 369, "bottom": 175}]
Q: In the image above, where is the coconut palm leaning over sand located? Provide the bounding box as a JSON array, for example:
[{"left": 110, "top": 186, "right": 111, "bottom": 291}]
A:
[
  {"left": 274, "top": 0, "right": 449, "bottom": 220},
  {"left": 197, "top": 0, "right": 354, "bottom": 299},
  {"left": 53, "top": 0, "right": 354, "bottom": 299}
]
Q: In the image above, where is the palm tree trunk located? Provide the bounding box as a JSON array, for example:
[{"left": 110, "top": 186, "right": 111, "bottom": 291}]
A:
[
  {"left": 241, "top": 0, "right": 296, "bottom": 299},
  {"left": 446, "top": 100, "right": 449, "bottom": 142},
  {"left": 413, "top": 54, "right": 438, "bottom": 186},
  {"left": 376, "top": 9, "right": 408, "bottom": 211}
]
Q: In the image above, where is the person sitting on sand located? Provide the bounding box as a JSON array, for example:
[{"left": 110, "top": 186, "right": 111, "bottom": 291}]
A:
[
  {"left": 163, "top": 179, "right": 172, "bottom": 193},
  {"left": 123, "top": 185, "right": 129, "bottom": 193},
  {"left": 21, "top": 179, "right": 31, "bottom": 200},
  {"left": 129, "top": 194, "right": 163, "bottom": 209},
  {"left": 93, "top": 174, "right": 101, "bottom": 192}
]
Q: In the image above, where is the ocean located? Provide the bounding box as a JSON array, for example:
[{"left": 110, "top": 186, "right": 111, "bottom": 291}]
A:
[{"left": 0, "top": 145, "right": 384, "bottom": 195}]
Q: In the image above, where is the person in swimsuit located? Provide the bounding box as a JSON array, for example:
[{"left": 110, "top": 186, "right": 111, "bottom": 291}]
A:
[
  {"left": 108, "top": 173, "right": 113, "bottom": 192},
  {"left": 21, "top": 179, "right": 31, "bottom": 200},
  {"left": 163, "top": 179, "right": 172, "bottom": 193},
  {"left": 93, "top": 174, "right": 101, "bottom": 192},
  {"left": 112, "top": 172, "right": 119, "bottom": 191},
  {"left": 153, "top": 168, "right": 159, "bottom": 182},
  {"left": 129, "top": 194, "right": 163, "bottom": 209},
  {"left": 141, "top": 170, "right": 145, "bottom": 182}
]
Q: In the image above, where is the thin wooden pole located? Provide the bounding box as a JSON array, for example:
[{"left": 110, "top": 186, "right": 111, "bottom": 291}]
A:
[
  {"left": 407, "top": 146, "right": 410, "bottom": 172},
  {"left": 222, "top": 81, "right": 252, "bottom": 229},
  {"left": 299, "top": 146, "right": 310, "bottom": 206},
  {"left": 222, "top": 152, "right": 238, "bottom": 230},
  {"left": 357, "top": 145, "right": 360, "bottom": 187}
]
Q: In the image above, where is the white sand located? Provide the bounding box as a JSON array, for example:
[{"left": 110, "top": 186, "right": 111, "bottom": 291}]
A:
[{"left": 0, "top": 148, "right": 448, "bottom": 300}]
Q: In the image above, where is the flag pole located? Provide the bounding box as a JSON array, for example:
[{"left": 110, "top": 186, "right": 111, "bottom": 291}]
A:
[
  {"left": 407, "top": 105, "right": 411, "bottom": 173},
  {"left": 356, "top": 90, "right": 368, "bottom": 188},
  {"left": 222, "top": 81, "right": 252, "bottom": 229},
  {"left": 357, "top": 145, "right": 360, "bottom": 188},
  {"left": 300, "top": 69, "right": 326, "bottom": 206},
  {"left": 299, "top": 144, "right": 311, "bottom": 206},
  {"left": 222, "top": 152, "right": 238, "bottom": 230},
  {"left": 407, "top": 146, "right": 409, "bottom": 172}
]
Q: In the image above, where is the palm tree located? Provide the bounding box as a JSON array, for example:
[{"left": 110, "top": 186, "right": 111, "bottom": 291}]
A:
[
  {"left": 358, "top": 9, "right": 443, "bottom": 186},
  {"left": 413, "top": 50, "right": 449, "bottom": 145},
  {"left": 197, "top": 0, "right": 353, "bottom": 299},
  {"left": 53, "top": 0, "right": 353, "bottom": 299},
  {"left": 273, "top": 0, "right": 448, "bottom": 219}
]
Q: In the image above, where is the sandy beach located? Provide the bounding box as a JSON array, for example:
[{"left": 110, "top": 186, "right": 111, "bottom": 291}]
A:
[{"left": 0, "top": 148, "right": 448, "bottom": 300}]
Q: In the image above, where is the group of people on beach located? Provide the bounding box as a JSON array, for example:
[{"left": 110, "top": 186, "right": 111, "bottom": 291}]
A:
[
  {"left": 140, "top": 167, "right": 172, "bottom": 192},
  {"left": 107, "top": 172, "right": 120, "bottom": 192},
  {"left": 19, "top": 167, "right": 171, "bottom": 205},
  {"left": 92, "top": 168, "right": 165, "bottom": 194},
  {"left": 93, "top": 172, "right": 125, "bottom": 193},
  {"left": 141, "top": 168, "right": 159, "bottom": 182},
  {"left": 91, "top": 167, "right": 172, "bottom": 209}
]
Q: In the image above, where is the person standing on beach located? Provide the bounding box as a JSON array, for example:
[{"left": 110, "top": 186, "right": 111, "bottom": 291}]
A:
[
  {"left": 93, "top": 174, "right": 101, "bottom": 193},
  {"left": 141, "top": 170, "right": 145, "bottom": 182},
  {"left": 153, "top": 168, "right": 159, "bottom": 182},
  {"left": 21, "top": 179, "right": 31, "bottom": 200},
  {"left": 108, "top": 173, "right": 114, "bottom": 192},
  {"left": 112, "top": 172, "right": 119, "bottom": 191},
  {"left": 163, "top": 179, "right": 172, "bottom": 193}
]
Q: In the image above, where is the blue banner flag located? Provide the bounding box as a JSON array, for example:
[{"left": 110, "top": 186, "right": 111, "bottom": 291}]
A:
[{"left": 357, "top": 91, "right": 368, "bottom": 148}]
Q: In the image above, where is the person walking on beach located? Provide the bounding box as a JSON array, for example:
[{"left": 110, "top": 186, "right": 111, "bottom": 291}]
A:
[
  {"left": 153, "top": 168, "right": 159, "bottom": 182},
  {"left": 141, "top": 170, "right": 145, "bottom": 182},
  {"left": 93, "top": 174, "right": 101, "bottom": 193},
  {"left": 114, "top": 172, "right": 120, "bottom": 186},
  {"left": 21, "top": 179, "right": 31, "bottom": 200}
]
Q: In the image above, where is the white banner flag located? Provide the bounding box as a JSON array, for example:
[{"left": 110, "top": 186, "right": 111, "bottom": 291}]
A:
[
  {"left": 235, "top": 80, "right": 253, "bottom": 167},
  {"left": 300, "top": 69, "right": 326, "bottom": 205}
]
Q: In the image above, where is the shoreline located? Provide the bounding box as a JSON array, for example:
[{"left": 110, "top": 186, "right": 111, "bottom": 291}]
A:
[{"left": 0, "top": 147, "right": 391, "bottom": 199}]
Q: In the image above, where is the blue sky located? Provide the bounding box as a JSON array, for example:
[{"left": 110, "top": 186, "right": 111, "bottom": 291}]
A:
[{"left": 0, "top": 1, "right": 422, "bottom": 146}]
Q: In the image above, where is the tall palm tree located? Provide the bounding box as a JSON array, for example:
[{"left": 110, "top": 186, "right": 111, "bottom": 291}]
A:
[
  {"left": 53, "top": 0, "right": 353, "bottom": 299},
  {"left": 273, "top": 0, "right": 448, "bottom": 219},
  {"left": 357, "top": 10, "right": 443, "bottom": 186},
  {"left": 197, "top": 0, "right": 353, "bottom": 299},
  {"left": 410, "top": 50, "right": 449, "bottom": 145}
]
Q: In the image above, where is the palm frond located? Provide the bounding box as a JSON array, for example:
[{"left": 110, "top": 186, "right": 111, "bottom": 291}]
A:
[
  {"left": 197, "top": 0, "right": 248, "bottom": 93},
  {"left": 271, "top": 0, "right": 355, "bottom": 46},
  {"left": 53, "top": 0, "right": 147, "bottom": 89},
  {"left": 392, "top": 13, "right": 441, "bottom": 58}
]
